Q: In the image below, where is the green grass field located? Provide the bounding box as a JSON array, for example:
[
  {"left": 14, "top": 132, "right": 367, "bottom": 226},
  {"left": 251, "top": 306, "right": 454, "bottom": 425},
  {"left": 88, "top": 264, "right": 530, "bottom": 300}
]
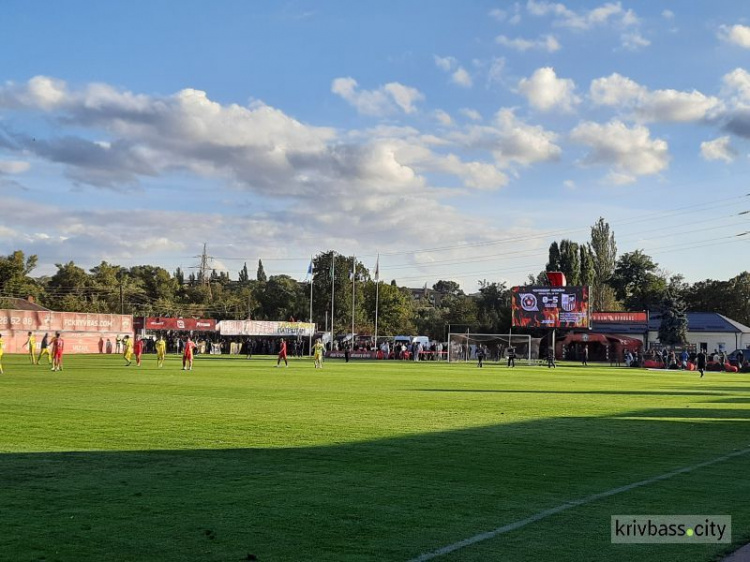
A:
[{"left": 0, "top": 353, "right": 749, "bottom": 562}]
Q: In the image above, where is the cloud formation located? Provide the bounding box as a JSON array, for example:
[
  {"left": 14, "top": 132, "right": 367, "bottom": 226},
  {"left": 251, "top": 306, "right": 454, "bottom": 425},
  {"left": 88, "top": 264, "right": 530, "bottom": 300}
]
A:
[
  {"left": 719, "top": 24, "right": 750, "bottom": 48},
  {"left": 590, "top": 73, "right": 722, "bottom": 122},
  {"left": 518, "top": 67, "right": 580, "bottom": 112},
  {"left": 496, "top": 34, "right": 561, "bottom": 52},
  {"left": 331, "top": 77, "right": 424, "bottom": 115},
  {"left": 700, "top": 136, "right": 736, "bottom": 162},
  {"left": 570, "top": 120, "right": 669, "bottom": 184}
]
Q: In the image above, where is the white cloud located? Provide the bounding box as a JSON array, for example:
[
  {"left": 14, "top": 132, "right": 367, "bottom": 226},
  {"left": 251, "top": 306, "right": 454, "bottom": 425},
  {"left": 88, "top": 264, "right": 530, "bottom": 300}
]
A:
[
  {"left": 563, "top": 179, "right": 576, "bottom": 189},
  {"left": 448, "top": 109, "right": 561, "bottom": 168},
  {"left": 518, "top": 67, "right": 580, "bottom": 112},
  {"left": 621, "top": 32, "right": 650, "bottom": 50},
  {"left": 331, "top": 77, "right": 424, "bottom": 116},
  {"left": 722, "top": 68, "right": 750, "bottom": 106},
  {"left": 460, "top": 108, "right": 482, "bottom": 121},
  {"left": 496, "top": 34, "right": 561, "bottom": 52},
  {"left": 434, "top": 55, "right": 456, "bottom": 72},
  {"left": 434, "top": 109, "right": 453, "bottom": 126},
  {"left": 719, "top": 24, "right": 750, "bottom": 49},
  {"left": 452, "top": 67, "right": 473, "bottom": 88},
  {"left": 662, "top": 9, "right": 674, "bottom": 19},
  {"left": 590, "top": 73, "right": 722, "bottom": 122},
  {"left": 486, "top": 57, "right": 506, "bottom": 86},
  {"left": 489, "top": 8, "right": 507, "bottom": 22},
  {"left": 570, "top": 120, "right": 669, "bottom": 181},
  {"left": 700, "top": 136, "right": 736, "bottom": 163},
  {"left": 0, "top": 160, "right": 31, "bottom": 174},
  {"left": 434, "top": 56, "right": 472, "bottom": 87},
  {"left": 527, "top": 0, "right": 638, "bottom": 30}
]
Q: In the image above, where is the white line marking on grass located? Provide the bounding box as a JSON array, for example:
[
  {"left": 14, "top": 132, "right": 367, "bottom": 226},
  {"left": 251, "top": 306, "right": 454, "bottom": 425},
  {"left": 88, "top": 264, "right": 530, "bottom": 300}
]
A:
[{"left": 408, "top": 446, "right": 750, "bottom": 561}]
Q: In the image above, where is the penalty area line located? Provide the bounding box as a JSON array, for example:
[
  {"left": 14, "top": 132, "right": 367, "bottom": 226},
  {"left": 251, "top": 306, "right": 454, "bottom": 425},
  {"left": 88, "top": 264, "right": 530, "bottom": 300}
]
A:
[{"left": 408, "top": 446, "right": 750, "bottom": 562}]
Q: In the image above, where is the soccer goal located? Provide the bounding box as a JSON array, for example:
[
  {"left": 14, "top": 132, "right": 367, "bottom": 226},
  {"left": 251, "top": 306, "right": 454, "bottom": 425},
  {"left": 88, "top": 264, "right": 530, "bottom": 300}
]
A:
[{"left": 447, "top": 333, "right": 533, "bottom": 364}]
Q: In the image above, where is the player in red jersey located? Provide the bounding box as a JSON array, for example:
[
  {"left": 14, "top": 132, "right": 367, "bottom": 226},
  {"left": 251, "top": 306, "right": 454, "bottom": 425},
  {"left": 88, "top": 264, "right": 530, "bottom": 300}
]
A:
[
  {"left": 182, "top": 337, "right": 196, "bottom": 371},
  {"left": 134, "top": 337, "right": 143, "bottom": 367},
  {"left": 52, "top": 332, "right": 65, "bottom": 372},
  {"left": 276, "top": 339, "right": 288, "bottom": 368}
]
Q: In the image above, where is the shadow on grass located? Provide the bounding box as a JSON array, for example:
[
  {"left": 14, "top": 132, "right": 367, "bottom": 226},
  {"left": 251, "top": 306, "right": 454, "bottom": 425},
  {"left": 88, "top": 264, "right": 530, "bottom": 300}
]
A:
[
  {"left": 2, "top": 409, "right": 750, "bottom": 562},
  {"left": 413, "top": 389, "right": 731, "bottom": 397}
]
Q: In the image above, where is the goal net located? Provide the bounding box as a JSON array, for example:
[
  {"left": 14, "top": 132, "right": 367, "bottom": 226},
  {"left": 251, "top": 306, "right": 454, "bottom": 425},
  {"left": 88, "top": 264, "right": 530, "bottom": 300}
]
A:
[{"left": 447, "top": 333, "right": 534, "bottom": 364}]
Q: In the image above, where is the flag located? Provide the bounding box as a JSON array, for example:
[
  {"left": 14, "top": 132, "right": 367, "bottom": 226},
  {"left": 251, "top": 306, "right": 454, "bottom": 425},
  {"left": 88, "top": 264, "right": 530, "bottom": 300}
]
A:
[
  {"left": 349, "top": 259, "right": 355, "bottom": 281},
  {"left": 374, "top": 255, "right": 380, "bottom": 281},
  {"left": 306, "top": 259, "right": 313, "bottom": 279}
]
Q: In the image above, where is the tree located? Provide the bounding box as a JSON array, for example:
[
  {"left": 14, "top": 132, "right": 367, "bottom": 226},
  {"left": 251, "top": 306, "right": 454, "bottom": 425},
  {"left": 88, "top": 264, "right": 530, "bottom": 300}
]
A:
[
  {"left": 475, "top": 280, "right": 511, "bottom": 333},
  {"left": 609, "top": 250, "right": 666, "bottom": 311},
  {"left": 256, "top": 275, "right": 305, "bottom": 321},
  {"left": 546, "top": 241, "right": 561, "bottom": 273},
  {"left": 0, "top": 250, "right": 43, "bottom": 306},
  {"left": 432, "top": 280, "right": 463, "bottom": 296},
  {"left": 361, "top": 281, "right": 415, "bottom": 336},
  {"left": 238, "top": 262, "right": 250, "bottom": 285},
  {"left": 558, "top": 239, "right": 580, "bottom": 285},
  {"left": 579, "top": 245, "right": 595, "bottom": 288},
  {"left": 590, "top": 217, "right": 618, "bottom": 311},
  {"left": 257, "top": 259, "right": 267, "bottom": 282},
  {"left": 658, "top": 292, "right": 688, "bottom": 347},
  {"left": 47, "top": 262, "right": 91, "bottom": 312}
]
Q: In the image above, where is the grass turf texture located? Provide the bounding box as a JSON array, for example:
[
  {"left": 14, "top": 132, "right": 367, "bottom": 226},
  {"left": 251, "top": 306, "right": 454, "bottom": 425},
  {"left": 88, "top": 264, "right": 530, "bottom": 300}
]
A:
[{"left": 0, "top": 354, "right": 749, "bottom": 562}]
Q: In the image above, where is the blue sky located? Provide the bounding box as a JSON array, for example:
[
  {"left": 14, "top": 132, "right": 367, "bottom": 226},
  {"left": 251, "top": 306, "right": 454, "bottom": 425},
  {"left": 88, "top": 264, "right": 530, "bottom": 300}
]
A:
[{"left": 1, "top": 1, "right": 749, "bottom": 291}]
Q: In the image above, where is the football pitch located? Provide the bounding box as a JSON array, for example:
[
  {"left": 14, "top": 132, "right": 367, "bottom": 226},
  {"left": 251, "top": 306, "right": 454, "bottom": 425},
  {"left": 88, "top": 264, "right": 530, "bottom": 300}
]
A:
[{"left": 0, "top": 354, "right": 748, "bottom": 562}]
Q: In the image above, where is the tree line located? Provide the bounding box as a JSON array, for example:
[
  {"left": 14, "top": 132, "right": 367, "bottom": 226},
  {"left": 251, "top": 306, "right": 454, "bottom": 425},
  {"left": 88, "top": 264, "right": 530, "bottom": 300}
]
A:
[{"left": 0, "top": 219, "right": 747, "bottom": 341}]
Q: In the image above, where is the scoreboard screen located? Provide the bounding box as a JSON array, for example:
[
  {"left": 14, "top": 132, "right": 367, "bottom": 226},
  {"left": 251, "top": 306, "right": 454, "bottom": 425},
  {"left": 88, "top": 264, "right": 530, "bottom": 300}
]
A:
[{"left": 511, "top": 286, "right": 590, "bottom": 328}]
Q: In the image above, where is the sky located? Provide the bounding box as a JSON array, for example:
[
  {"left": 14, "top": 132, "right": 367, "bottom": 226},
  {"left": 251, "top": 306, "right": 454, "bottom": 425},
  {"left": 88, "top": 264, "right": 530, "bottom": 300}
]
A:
[{"left": 1, "top": 0, "right": 749, "bottom": 292}]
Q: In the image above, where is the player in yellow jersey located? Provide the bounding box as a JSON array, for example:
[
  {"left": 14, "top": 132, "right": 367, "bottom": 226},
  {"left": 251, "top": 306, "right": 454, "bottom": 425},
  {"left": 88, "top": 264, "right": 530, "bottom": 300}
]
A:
[
  {"left": 155, "top": 336, "right": 166, "bottom": 368},
  {"left": 24, "top": 331, "right": 38, "bottom": 365},
  {"left": 313, "top": 339, "right": 325, "bottom": 369},
  {"left": 38, "top": 333, "right": 52, "bottom": 365},
  {"left": 123, "top": 335, "right": 134, "bottom": 366},
  {"left": 0, "top": 333, "right": 5, "bottom": 374}
]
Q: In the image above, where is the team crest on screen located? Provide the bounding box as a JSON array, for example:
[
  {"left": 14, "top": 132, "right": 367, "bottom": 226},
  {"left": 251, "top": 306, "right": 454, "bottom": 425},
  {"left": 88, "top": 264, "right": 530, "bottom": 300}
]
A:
[
  {"left": 562, "top": 294, "right": 576, "bottom": 311},
  {"left": 520, "top": 294, "right": 538, "bottom": 311}
]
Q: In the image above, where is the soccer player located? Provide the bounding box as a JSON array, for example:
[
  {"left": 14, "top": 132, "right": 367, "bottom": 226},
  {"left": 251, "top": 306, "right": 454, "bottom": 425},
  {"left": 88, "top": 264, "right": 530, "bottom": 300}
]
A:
[
  {"left": 24, "top": 331, "right": 38, "bottom": 365},
  {"left": 0, "top": 333, "right": 5, "bottom": 374},
  {"left": 52, "top": 332, "right": 64, "bottom": 372},
  {"left": 182, "top": 337, "right": 196, "bottom": 371},
  {"left": 38, "top": 333, "right": 52, "bottom": 365},
  {"left": 313, "top": 338, "right": 325, "bottom": 369},
  {"left": 155, "top": 336, "right": 166, "bottom": 368},
  {"left": 134, "top": 337, "right": 143, "bottom": 367},
  {"left": 123, "top": 335, "right": 134, "bottom": 366},
  {"left": 276, "top": 339, "right": 288, "bottom": 368},
  {"left": 696, "top": 349, "right": 707, "bottom": 378}
]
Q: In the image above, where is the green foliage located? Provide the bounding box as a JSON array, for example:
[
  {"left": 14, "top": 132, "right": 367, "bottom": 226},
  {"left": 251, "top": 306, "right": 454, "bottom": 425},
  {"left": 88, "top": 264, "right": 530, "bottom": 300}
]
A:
[
  {"left": 256, "top": 259, "right": 267, "bottom": 282},
  {"left": 609, "top": 250, "right": 667, "bottom": 311},
  {"left": 0, "top": 250, "right": 43, "bottom": 304},
  {"left": 658, "top": 292, "right": 689, "bottom": 346},
  {"left": 590, "top": 217, "right": 618, "bottom": 311}
]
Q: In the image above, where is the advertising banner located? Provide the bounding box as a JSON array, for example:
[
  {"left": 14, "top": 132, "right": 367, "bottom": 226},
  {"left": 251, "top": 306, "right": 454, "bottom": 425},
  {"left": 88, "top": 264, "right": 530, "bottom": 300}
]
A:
[
  {"left": 136, "top": 317, "right": 217, "bottom": 332},
  {"left": 218, "top": 320, "right": 316, "bottom": 337},
  {"left": 0, "top": 309, "right": 132, "bottom": 354},
  {"left": 511, "top": 286, "right": 590, "bottom": 329},
  {"left": 592, "top": 311, "right": 648, "bottom": 324}
]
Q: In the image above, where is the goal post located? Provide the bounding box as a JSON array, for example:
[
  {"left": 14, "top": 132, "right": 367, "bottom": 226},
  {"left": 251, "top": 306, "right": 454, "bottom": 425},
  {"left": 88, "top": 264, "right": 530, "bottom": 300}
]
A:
[{"left": 447, "top": 332, "right": 534, "bottom": 364}]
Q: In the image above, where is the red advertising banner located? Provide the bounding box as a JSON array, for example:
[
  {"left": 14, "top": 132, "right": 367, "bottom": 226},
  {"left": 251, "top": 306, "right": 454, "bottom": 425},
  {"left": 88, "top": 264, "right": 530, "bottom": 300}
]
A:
[
  {"left": 511, "top": 286, "right": 590, "bottom": 329},
  {"left": 591, "top": 311, "right": 648, "bottom": 324},
  {"left": 136, "top": 317, "right": 217, "bottom": 332},
  {"left": 0, "top": 310, "right": 132, "bottom": 333},
  {"left": 0, "top": 309, "right": 132, "bottom": 354}
]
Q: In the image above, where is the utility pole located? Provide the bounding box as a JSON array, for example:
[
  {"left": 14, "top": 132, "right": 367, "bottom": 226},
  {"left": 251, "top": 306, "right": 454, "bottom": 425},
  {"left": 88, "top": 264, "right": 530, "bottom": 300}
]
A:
[{"left": 191, "top": 243, "right": 214, "bottom": 301}]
